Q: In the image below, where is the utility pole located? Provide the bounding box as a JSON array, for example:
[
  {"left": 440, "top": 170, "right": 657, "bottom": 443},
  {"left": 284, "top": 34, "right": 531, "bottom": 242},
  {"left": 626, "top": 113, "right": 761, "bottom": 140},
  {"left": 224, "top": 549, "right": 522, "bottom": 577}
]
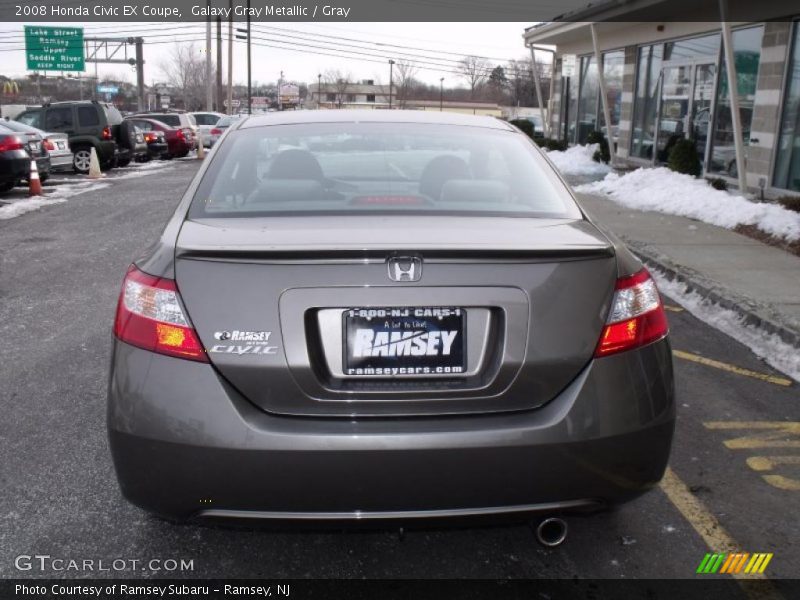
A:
[
  {"left": 216, "top": 16, "right": 222, "bottom": 112},
  {"left": 439, "top": 77, "right": 444, "bottom": 111},
  {"left": 235, "top": 1, "right": 252, "bottom": 114},
  {"left": 227, "top": 0, "right": 233, "bottom": 114},
  {"left": 278, "top": 70, "right": 283, "bottom": 111},
  {"left": 205, "top": 0, "right": 212, "bottom": 111},
  {"left": 388, "top": 59, "right": 394, "bottom": 109},
  {"left": 317, "top": 73, "right": 321, "bottom": 107},
  {"left": 135, "top": 37, "right": 145, "bottom": 112}
]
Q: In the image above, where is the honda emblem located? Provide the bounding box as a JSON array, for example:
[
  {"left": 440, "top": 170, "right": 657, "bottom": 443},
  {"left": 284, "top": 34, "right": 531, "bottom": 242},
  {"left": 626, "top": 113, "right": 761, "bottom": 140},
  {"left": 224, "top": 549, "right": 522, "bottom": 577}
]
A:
[{"left": 387, "top": 257, "right": 422, "bottom": 282}]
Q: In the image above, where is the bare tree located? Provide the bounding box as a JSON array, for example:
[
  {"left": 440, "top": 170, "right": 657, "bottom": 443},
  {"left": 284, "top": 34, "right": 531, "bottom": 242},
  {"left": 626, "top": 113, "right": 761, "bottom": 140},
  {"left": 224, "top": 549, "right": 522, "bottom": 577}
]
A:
[
  {"left": 458, "top": 55, "right": 491, "bottom": 99},
  {"left": 159, "top": 43, "right": 208, "bottom": 110},
  {"left": 323, "top": 69, "right": 352, "bottom": 108},
  {"left": 393, "top": 61, "right": 418, "bottom": 108}
]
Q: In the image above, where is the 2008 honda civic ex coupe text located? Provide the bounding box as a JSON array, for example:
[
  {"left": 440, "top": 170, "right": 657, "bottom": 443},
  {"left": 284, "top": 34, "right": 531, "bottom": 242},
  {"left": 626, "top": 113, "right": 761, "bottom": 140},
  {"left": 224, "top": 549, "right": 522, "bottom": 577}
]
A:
[{"left": 108, "top": 110, "right": 675, "bottom": 524}]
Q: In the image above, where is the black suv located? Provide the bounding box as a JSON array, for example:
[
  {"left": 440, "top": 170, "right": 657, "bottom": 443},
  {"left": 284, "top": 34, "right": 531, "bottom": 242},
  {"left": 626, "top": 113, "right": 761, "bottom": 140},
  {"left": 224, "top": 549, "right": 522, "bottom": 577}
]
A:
[{"left": 16, "top": 101, "right": 125, "bottom": 173}]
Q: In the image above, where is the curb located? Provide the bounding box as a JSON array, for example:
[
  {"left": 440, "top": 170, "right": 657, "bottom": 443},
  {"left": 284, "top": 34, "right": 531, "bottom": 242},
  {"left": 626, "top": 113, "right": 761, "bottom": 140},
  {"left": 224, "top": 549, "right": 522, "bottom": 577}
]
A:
[{"left": 622, "top": 237, "right": 800, "bottom": 350}]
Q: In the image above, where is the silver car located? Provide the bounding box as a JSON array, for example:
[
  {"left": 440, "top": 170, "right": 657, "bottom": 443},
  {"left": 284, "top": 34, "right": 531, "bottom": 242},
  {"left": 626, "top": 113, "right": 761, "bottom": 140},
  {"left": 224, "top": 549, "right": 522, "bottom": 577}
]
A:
[
  {"left": 109, "top": 111, "right": 675, "bottom": 524},
  {"left": 190, "top": 111, "right": 225, "bottom": 147}
]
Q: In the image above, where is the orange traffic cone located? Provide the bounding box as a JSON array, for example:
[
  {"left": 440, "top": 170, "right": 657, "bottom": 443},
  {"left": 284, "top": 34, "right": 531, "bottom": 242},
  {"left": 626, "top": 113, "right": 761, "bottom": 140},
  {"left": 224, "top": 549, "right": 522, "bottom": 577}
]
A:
[{"left": 29, "top": 160, "right": 43, "bottom": 196}]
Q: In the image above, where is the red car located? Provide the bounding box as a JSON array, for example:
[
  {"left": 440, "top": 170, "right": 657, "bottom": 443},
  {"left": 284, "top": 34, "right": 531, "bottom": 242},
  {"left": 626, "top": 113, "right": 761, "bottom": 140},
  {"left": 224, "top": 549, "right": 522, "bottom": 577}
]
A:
[{"left": 123, "top": 117, "right": 195, "bottom": 159}]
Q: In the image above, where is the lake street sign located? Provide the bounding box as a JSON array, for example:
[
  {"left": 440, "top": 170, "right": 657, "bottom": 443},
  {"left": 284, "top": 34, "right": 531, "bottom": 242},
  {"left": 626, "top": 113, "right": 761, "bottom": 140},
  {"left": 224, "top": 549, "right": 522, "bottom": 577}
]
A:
[{"left": 25, "top": 26, "right": 84, "bottom": 72}]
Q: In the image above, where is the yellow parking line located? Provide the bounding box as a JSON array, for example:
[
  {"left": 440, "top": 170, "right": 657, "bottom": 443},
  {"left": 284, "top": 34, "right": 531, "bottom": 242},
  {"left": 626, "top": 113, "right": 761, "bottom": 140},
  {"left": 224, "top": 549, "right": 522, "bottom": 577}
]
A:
[
  {"left": 673, "top": 350, "right": 793, "bottom": 387},
  {"left": 659, "top": 467, "right": 782, "bottom": 599}
]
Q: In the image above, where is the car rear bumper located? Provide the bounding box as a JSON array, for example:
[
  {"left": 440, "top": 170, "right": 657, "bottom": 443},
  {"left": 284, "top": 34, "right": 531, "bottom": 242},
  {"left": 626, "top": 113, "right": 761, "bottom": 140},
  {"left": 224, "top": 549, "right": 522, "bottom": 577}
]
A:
[
  {"left": 108, "top": 337, "right": 675, "bottom": 522},
  {"left": 48, "top": 152, "right": 73, "bottom": 172},
  {"left": 0, "top": 153, "right": 30, "bottom": 184}
]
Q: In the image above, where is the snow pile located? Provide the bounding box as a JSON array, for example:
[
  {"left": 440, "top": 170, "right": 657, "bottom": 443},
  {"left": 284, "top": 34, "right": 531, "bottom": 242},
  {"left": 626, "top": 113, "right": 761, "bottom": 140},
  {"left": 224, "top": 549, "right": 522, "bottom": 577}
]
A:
[
  {"left": 576, "top": 167, "right": 800, "bottom": 242},
  {"left": 546, "top": 144, "right": 612, "bottom": 177},
  {"left": 652, "top": 270, "right": 800, "bottom": 382},
  {"left": 0, "top": 181, "right": 110, "bottom": 220}
]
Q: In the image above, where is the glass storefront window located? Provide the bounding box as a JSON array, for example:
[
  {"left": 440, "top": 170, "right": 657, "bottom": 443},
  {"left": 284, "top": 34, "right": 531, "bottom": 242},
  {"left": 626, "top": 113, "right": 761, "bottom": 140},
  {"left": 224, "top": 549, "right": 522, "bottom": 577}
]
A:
[
  {"left": 630, "top": 44, "right": 663, "bottom": 159},
  {"left": 602, "top": 50, "right": 625, "bottom": 144},
  {"left": 774, "top": 23, "right": 800, "bottom": 192},
  {"left": 663, "top": 33, "right": 720, "bottom": 62},
  {"left": 709, "top": 25, "right": 764, "bottom": 176},
  {"left": 576, "top": 56, "right": 598, "bottom": 143}
]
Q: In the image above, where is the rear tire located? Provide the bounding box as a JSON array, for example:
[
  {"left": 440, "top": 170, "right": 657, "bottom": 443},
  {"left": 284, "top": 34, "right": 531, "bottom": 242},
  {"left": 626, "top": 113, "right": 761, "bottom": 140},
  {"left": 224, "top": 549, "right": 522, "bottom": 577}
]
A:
[
  {"left": 73, "top": 147, "right": 92, "bottom": 174},
  {"left": 0, "top": 181, "right": 14, "bottom": 194}
]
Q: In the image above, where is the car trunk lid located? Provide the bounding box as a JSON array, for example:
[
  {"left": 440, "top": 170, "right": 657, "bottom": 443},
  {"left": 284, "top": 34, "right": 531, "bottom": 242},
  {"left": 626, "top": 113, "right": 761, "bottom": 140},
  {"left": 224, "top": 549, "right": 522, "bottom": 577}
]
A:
[{"left": 174, "top": 216, "right": 617, "bottom": 417}]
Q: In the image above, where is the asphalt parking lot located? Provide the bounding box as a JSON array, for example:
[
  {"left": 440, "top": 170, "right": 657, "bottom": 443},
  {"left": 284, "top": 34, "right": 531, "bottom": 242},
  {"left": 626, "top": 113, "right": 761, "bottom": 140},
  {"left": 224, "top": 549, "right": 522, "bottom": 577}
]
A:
[{"left": 0, "top": 160, "right": 797, "bottom": 589}]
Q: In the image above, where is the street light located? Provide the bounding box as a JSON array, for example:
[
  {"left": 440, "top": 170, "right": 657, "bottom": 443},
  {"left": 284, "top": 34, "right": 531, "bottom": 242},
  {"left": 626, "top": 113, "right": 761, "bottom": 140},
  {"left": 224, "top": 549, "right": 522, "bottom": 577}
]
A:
[
  {"left": 388, "top": 59, "right": 395, "bottom": 109},
  {"left": 439, "top": 77, "right": 444, "bottom": 111}
]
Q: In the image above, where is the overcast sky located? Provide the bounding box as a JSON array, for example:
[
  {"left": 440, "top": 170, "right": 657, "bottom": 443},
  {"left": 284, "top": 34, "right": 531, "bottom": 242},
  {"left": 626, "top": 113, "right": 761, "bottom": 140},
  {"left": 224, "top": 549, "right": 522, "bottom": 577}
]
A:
[{"left": 0, "top": 22, "right": 541, "bottom": 88}]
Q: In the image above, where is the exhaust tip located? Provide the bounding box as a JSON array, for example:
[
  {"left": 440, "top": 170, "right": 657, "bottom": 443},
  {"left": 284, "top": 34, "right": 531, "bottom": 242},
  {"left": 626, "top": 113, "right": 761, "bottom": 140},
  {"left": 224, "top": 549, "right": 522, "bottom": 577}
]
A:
[{"left": 535, "top": 517, "right": 567, "bottom": 547}]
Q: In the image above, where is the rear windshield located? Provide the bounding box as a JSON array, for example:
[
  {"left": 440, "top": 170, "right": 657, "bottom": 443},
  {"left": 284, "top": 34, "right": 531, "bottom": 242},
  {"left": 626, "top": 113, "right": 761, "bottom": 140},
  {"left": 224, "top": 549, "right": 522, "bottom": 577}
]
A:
[
  {"left": 188, "top": 122, "right": 579, "bottom": 219},
  {"left": 151, "top": 114, "right": 180, "bottom": 126}
]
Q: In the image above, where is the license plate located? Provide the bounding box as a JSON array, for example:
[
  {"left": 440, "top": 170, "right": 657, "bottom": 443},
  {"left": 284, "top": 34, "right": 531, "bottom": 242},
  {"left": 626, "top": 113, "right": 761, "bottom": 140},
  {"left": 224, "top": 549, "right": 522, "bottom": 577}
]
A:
[
  {"left": 29, "top": 142, "right": 40, "bottom": 153},
  {"left": 343, "top": 307, "right": 466, "bottom": 377},
  {"left": 56, "top": 142, "right": 65, "bottom": 150}
]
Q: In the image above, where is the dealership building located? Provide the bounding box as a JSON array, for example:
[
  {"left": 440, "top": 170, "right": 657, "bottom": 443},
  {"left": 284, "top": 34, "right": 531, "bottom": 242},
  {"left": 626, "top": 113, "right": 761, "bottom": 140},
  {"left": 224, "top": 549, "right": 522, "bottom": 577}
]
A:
[{"left": 524, "top": 1, "right": 800, "bottom": 196}]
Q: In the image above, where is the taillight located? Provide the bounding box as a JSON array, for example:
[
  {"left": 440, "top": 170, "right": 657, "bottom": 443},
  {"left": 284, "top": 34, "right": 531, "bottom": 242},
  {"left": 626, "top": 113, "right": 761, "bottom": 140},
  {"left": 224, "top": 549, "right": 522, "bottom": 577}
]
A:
[
  {"left": 143, "top": 132, "right": 156, "bottom": 143},
  {"left": 210, "top": 128, "right": 222, "bottom": 135},
  {"left": 0, "top": 135, "right": 24, "bottom": 152},
  {"left": 594, "top": 268, "right": 668, "bottom": 357},
  {"left": 43, "top": 138, "right": 55, "bottom": 151},
  {"left": 102, "top": 126, "right": 112, "bottom": 140},
  {"left": 113, "top": 265, "right": 207, "bottom": 362},
  {"left": 176, "top": 128, "right": 185, "bottom": 140}
]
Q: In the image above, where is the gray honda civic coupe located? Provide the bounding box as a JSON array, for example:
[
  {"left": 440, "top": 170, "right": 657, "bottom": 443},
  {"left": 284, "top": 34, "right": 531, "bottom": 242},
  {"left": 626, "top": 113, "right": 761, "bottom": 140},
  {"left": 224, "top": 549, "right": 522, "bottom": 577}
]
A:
[{"left": 108, "top": 110, "right": 675, "bottom": 527}]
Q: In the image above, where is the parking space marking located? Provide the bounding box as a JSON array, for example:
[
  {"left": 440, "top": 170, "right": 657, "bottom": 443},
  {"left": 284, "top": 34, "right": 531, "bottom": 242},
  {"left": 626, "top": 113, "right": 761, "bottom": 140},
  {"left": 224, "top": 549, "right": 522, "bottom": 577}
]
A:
[
  {"left": 664, "top": 304, "right": 685, "bottom": 313},
  {"left": 658, "top": 467, "right": 779, "bottom": 595},
  {"left": 746, "top": 457, "right": 800, "bottom": 491},
  {"left": 673, "top": 350, "right": 793, "bottom": 387},
  {"left": 704, "top": 422, "right": 800, "bottom": 449},
  {"left": 704, "top": 422, "right": 800, "bottom": 492}
]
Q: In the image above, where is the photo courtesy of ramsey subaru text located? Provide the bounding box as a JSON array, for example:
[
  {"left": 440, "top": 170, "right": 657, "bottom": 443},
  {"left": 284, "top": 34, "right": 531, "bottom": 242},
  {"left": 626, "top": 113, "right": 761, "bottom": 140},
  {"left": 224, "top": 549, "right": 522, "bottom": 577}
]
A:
[{"left": 108, "top": 110, "right": 675, "bottom": 529}]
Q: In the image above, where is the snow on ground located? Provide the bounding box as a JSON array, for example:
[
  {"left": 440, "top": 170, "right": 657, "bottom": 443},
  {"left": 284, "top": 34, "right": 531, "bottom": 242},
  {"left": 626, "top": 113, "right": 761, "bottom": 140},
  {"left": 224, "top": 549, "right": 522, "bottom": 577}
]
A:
[
  {"left": 546, "top": 144, "right": 612, "bottom": 177},
  {"left": 0, "top": 180, "right": 111, "bottom": 220},
  {"left": 111, "top": 160, "right": 178, "bottom": 180},
  {"left": 652, "top": 270, "right": 800, "bottom": 382},
  {"left": 576, "top": 166, "right": 800, "bottom": 242}
]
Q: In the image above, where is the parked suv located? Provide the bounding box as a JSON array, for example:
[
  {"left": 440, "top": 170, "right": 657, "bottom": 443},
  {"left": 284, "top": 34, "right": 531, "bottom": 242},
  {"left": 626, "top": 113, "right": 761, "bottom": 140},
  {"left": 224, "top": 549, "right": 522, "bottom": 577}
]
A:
[{"left": 16, "top": 101, "right": 123, "bottom": 173}]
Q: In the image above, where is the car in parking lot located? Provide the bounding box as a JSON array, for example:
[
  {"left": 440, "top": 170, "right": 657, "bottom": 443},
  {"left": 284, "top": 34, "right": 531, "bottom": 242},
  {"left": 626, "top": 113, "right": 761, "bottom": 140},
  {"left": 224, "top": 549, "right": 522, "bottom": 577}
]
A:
[
  {"left": 0, "top": 120, "right": 50, "bottom": 183},
  {"left": 0, "top": 128, "right": 31, "bottom": 194},
  {"left": 3, "top": 118, "right": 74, "bottom": 174},
  {"left": 16, "top": 100, "right": 123, "bottom": 173},
  {"left": 124, "top": 117, "right": 193, "bottom": 159},
  {"left": 109, "top": 110, "right": 675, "bottom": 524},
  {"left": 206, "top": 114, "right": 241, "bottom": 146},
  {"left": 132, "top": 111, "right": 198, "bottom": 147},
  {"left": 190, "top": 111, "right": 225, "bottom": 147}
]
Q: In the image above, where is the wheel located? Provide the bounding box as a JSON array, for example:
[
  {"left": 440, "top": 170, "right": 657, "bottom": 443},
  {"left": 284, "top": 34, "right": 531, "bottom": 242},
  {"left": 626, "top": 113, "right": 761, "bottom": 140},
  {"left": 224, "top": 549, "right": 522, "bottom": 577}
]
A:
[
  {"left": 73, "top": 147, "right": 92, "bottom": 173},
  {"left": 40, "top": 173, "right": 49, "bottom": 183},
  {"left": 0, "top": 181, "right": 14, "bottom": 194},
  {"left": 117, "top": 157, "right": 131, "bottom": 168}
]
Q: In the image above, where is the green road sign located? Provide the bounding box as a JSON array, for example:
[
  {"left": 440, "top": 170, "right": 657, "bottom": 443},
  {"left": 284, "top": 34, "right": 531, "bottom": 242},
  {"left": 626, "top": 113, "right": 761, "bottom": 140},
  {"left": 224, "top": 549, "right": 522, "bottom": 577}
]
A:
[{"left": 25, "top": 26, "right": 84, "bottom": 72}]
